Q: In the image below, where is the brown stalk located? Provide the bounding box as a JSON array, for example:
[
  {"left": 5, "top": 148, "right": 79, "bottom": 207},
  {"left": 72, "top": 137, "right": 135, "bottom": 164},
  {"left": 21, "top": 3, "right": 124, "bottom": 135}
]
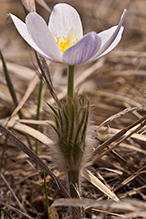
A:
[
  {"left": 94, "top": 119, "right": 146, "bottom": 163},
  {"left": 92, "top": 114, "right": 146, "bottom": 160},
  {"left": 0, "top": 200, "right": 34, "bottom": 219},
  {"left": 0, "top": 172, "right": 28, "bottom": 215},
  {"left": 20, "top": 0, "right": 36, "bottom": 14}
]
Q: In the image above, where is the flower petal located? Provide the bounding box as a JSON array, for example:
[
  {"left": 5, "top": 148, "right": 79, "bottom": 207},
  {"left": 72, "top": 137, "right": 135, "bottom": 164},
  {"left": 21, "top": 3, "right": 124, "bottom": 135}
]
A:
[
  {"left": 93, "top": 9, "right": 126, "bottom": 60},
  {"left": 49, "top": 3, "right": 83, "bottom": 40},
  {"left": 96, "top": 26, "right": 124, "bottom": 59},
  {"left": 62, "top": 32, "right": 101, "bottom": 65},
  {"left": 26, "top": 12, "right": 62, "bottom": 62},
  {"left": 10, "top": 14, "right": 54, "bottom": 61}
]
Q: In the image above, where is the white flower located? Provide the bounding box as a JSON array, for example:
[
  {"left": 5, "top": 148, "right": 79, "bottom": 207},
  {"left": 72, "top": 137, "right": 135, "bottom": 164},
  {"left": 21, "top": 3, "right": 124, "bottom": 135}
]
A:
[{"left": 10, "top": 3, "right": 126, "bottom": 65}]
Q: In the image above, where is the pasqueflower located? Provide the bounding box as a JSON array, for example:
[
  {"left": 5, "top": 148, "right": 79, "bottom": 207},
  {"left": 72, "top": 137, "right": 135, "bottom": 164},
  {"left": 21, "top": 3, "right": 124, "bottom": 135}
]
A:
[{"left": 10, "top": 3, "right": 126, "bottom": 65}]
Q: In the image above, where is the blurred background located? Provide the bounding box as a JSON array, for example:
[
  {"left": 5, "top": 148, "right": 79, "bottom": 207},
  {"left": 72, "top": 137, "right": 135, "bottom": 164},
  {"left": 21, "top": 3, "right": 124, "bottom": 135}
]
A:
[{"left": 1, "top": 1, "right": 146, "bottom": 218}]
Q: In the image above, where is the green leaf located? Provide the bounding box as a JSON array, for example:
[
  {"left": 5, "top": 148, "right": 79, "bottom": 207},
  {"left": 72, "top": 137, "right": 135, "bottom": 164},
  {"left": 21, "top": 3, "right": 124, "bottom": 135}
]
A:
[
  {"left": 46, "top": 102, "right": 59, "bottom": 117},
  {"left": 1, "top": 209, "right": 14, "bottom": 219},
  {"left": 36, "top": 76, "right": 43, "bottom": 155},
  {"left": 50, "top": 124, "right": 61, "bottom": 138},
  {"left": 0, "top": 50, "right": 32, "bottom": 149},
  {"left": 43, "top": 170, "right": 51, "bottom": 219},
  {"left": 0, "top": 50, "right": 22, "bottom": 118}
]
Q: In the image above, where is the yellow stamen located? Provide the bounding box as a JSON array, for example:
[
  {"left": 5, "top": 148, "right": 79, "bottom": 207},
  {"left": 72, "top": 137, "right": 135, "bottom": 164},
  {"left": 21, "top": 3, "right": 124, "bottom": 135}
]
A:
[{"left": 57, "top": 29, "right": 78, "bottom": 53}]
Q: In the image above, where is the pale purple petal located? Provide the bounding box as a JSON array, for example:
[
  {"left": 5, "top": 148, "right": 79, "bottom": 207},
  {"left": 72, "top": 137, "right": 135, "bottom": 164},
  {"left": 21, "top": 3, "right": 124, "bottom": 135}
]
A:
[
  {"left": 49, "top": 3, "right": 83, "bottom": 40},
  {"left": 10, "top": 14, "right": 54, "bottom": 61},
  {"left": 92, "top": 9, "right": 126, "bottom": 60},
  {"left": 26, "top": 12, "right": 62, "bottom": 62},
  {"left": 96, "top": 26, "right": 124, "bottom": 59},
  {"left": 62, "top": 32, "right": 101, "bottom": 65}
]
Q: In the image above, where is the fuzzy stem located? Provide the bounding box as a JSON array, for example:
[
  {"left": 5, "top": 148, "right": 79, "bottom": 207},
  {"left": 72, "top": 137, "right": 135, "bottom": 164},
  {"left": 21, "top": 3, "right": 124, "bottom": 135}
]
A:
[
  {"left": 68, "top": 65, "right": 75, "bottom": 101},
  {"left": 67, "top": 66, "right": 82, "bottom": 218},
  {"left": 68, "top": 170, "right": 80, "bottom": 218},
  {"left": 68, "top": 170, "right": 79, "bottom": 198}
]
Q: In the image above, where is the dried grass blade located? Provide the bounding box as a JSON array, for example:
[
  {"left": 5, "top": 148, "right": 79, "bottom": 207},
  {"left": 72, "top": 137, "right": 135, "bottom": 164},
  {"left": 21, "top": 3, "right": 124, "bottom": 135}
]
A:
[
  {"left": 95, "top": 122, "right": 146, "bottom": 163},
  {"left": 20, "top": 0, "right": 36, "bottom": 14},
  {"left": 0, "top": 119, "right": 53, "bottom": 145},
  {"left": 53, "top": 198, "right": 125, "bottom": 217},
  {"left": 96, "top": 125, "right": 146, "bottom": 142},
  {"left": 97, "top": 106, "right": 139, "bottom": 131},
  {"left": 115, "top": 164, "right": 146, "bottom": 191},
  {"left": 97, "top": 90, "right": 142, "bottom": 108},
  {"left": 0, "top": 124, "right": 69, "bottom": 198},
  {"left": 83, "top": 169, "right": 119, "bottom": 202},
  {"left": 53, "top": 197, "right": 146, "bottom": 208},
  {"left": 35, "top": 54, "right": 57, "bottom": 100},
  {"left": 0, "top": 172, "right": 28, "bottom": 215},
  {"left": 10, "top": 73, "right": 39, "bottom": 119},
  {"left": 0, "top": 61, "right": 35, "bottom": 81},
  {"left": 36, "top": 0, "right": 51, "bottom": 13},
  {"left": 53, "top": 198, "right": 146, "bottom": 218},
  {"left": 48, "top": 206, "right": 59, "bottom": 219},
  {"left": 53, "top": 198, "right": 113, "bottom": 208},
  {"left": 92, "top": 114, "right": 146, "bottom": 159},
  {"left": 0, "top": 200, "right": 34, "bottom": 219},
  {"left": 90, "top": 208, "right": 125, "bottom": 217}
]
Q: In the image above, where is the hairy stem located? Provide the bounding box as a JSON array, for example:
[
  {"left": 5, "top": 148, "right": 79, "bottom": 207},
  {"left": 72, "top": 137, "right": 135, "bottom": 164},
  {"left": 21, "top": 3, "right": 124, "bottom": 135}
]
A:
[
  {"left": 68, "top": 170, "right": 81, "bottom": 219},
  {"left": 68, "top": 170, "right": 79, "bottom": 198}
]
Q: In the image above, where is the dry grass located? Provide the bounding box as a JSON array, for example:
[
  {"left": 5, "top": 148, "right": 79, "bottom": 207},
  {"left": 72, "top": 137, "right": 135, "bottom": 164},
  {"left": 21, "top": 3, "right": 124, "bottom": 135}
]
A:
[{"left": 1, "top": 0, "right": 146, "bottom": 218}]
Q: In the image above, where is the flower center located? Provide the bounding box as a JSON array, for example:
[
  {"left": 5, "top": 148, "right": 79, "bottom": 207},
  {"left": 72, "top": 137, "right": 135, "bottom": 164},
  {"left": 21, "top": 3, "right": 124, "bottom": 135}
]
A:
[{"left": 57, "top": 29, "right": 78, "bottom": 53}]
